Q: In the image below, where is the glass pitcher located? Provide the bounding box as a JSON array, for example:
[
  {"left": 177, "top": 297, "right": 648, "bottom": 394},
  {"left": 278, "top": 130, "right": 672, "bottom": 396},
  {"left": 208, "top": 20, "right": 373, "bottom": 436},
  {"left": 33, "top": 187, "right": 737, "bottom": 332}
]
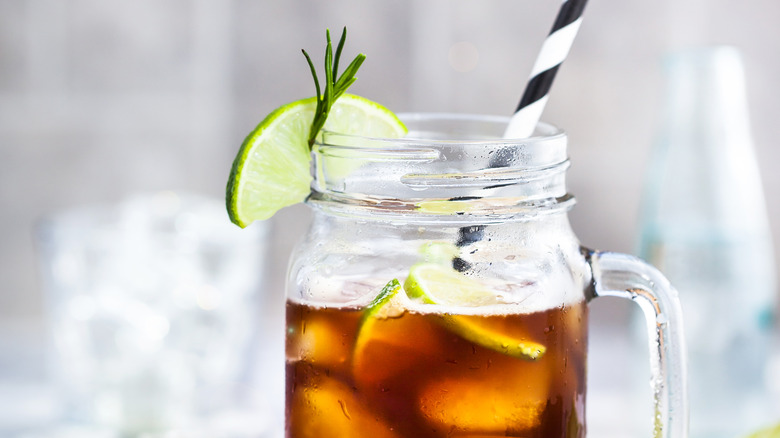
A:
[{"left": 285, "top": 114, "right": 687, "bottom": 437}]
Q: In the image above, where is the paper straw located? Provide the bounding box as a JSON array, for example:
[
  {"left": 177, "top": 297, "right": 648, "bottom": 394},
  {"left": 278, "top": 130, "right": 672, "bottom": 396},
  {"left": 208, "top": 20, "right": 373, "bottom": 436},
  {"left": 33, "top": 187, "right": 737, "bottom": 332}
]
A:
[
  {"left": 455, "top": 0, "right": 590, "bottom": 262},
  {"left": 503, "top": 0, "right": 589, "bottom": 139}
]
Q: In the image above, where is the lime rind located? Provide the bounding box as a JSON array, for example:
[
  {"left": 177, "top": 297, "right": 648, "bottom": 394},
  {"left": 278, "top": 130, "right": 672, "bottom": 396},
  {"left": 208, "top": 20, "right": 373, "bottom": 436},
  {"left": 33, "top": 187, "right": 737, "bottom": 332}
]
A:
[
  {"left": 354, "top": 270, "right": 546, "bottom": 362},
  {"left": 404, "top": 263, "right": 546, "bottom": 361},
  {"left": 364, "top": 278, "right": 403, "bottom": 317},
  {"left": 227, "top": 98, "right": 316, "bottom": 227},
  {"left": 438, "top": 314, "right": 546, "bottom": 360},
  {"left": 404, "top": 263, "right": 504, "bottom": 307},
  {"left": 354, "top": 279, "right": 404, "bottom": 361},
  {"left": 226, "top": 94, "right": 407, "bottom": 228},
  {"left": 327, "top": 96, "right": 406, "bottom": 136}
]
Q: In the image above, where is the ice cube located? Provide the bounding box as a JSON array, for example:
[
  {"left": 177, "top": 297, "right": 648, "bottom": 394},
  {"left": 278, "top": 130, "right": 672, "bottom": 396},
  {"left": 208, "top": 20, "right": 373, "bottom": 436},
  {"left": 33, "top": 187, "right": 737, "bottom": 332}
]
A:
[
  {"left": 287, "top": 373, "right": 400, "bottom": 438},
  {"left": 353, "top": 312, "right": 444, "bottom": 386},
  {"left": 417, "top": 360, "right": 550, "bottom": 434},
  {"left": 286, "top": 309, "right": 356, "bottom": 377}
]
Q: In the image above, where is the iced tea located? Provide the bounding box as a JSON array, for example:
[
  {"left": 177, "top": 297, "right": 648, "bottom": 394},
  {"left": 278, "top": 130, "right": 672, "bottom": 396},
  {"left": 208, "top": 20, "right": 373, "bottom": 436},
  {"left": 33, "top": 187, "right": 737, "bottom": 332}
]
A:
[{"left": 286, "top": 298, "right": 587, "bottom": 437}]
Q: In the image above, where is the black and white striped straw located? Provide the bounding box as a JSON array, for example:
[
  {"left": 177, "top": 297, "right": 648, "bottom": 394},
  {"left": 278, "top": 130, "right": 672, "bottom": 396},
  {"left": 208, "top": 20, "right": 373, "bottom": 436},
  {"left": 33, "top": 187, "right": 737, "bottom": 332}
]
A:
[
  {"left": 454, "top": 0, "right": 589, "bottom": 269},
  {"left": 503, "top": 0, "right": 589, "bottom": 139}
]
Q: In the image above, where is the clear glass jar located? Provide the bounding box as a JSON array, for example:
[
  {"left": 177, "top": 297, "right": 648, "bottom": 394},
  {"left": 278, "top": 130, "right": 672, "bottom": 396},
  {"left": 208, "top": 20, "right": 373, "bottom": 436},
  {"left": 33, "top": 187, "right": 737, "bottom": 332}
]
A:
[{"left": 285, "top": 114, "right": 687, "bottom": 437}]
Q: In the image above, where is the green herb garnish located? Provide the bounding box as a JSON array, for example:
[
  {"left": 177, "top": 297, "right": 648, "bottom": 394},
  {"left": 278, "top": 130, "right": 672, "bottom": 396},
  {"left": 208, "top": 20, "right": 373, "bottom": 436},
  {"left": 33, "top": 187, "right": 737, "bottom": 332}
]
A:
[{"left": 302, "top": 27, "right": 366, "bottom": 148}]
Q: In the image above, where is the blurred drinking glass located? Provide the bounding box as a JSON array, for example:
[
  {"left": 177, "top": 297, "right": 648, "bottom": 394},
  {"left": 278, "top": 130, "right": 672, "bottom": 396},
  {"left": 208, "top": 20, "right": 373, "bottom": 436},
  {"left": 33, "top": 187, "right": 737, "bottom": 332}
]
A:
[
  {"left": 638, "top": 47, "right": 777, "bottom": 437},
  {"left": 36, "top": 192, "right": 270, "bottom": 436}
]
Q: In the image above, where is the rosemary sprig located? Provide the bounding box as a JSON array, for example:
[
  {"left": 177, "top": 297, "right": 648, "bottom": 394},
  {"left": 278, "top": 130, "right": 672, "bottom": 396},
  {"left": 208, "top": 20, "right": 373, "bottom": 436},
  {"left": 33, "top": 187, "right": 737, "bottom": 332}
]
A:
[{"left": 302, "top": 27, "right": 366, "bottom": 148}]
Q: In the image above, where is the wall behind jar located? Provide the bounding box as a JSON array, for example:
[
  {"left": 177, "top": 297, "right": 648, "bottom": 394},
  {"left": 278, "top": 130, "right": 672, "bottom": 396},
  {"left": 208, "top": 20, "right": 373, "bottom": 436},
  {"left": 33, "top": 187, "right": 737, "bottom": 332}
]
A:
[{"left": 1, "top": 0, "right": 779, "bottom": 326}]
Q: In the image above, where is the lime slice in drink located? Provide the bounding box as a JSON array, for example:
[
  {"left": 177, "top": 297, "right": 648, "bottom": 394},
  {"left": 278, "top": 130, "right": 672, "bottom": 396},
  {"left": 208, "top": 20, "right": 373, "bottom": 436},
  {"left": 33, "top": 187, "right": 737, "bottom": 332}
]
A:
[
  {"left": 404, "top": 263, "right": 501, "bottom": 307},
  {"left": 353, "top": 279, "right": 445, "bottom": 385},
  {"left": 404, "top": 263, "right": 546, "bottom": 360},
  {"left": 364, "top": 278, "right": 404, "bottom": 316},
  {"left": 416, "top": 199, "right": 478, "bottom": 215},
  {"left": 354, "top": 279, "right": 405, "bottom": 355},
  {"left": 418, "top": 241, "right": 460, "bottom": 265},
  {"left": 226, "top": 93, "right": 407, "bottom": 227}
]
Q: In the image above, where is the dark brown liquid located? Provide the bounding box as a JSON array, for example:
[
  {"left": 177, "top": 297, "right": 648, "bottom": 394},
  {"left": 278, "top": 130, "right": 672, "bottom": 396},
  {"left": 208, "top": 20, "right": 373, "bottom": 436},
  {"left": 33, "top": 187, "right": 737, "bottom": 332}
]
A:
[{"left": 286, "top": 300, "right": 588, "bottom": 437}]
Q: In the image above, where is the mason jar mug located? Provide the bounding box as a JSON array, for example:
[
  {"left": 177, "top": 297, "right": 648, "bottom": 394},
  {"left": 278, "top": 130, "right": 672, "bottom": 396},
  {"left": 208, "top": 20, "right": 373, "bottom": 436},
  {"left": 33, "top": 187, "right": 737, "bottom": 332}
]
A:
[{"left": 285, "top": 114, "right": 687, "bottom": 438}]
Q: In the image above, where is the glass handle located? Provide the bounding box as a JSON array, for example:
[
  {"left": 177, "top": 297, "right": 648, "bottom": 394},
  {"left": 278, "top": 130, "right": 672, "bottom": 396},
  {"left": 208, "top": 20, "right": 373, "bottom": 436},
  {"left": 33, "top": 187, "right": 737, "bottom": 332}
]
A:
[{"left": 587, "top": 250, "right": 688, "bottom": 438}]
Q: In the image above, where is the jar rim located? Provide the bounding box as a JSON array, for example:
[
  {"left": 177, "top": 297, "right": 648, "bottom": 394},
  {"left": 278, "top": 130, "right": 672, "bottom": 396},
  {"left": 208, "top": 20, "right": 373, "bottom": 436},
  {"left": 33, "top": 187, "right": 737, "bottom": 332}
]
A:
[
  {"left": 319, "top": 113, "right": 566, "bottom": 148},
  {"left": 309, "top": 112, "right": 573, "bottom": 222}
]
